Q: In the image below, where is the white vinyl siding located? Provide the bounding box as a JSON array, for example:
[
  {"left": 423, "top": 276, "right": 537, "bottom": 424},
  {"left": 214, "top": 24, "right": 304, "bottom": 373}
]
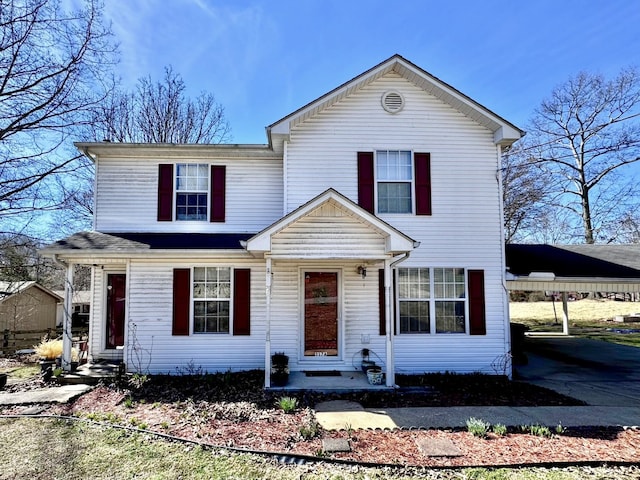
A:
[
  {"left": 284, "top": 72, "right": 508, "bottom": 374},
  {"left": 94, "top": 156, "right": 283, "bottom": 233}
]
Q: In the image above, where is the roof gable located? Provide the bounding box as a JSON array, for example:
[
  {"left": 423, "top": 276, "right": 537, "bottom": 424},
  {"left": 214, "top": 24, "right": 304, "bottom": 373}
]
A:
[
  {"left": 267, "top": 54, "right": 523, "bottom": 148},
  {"left": 246, "top": 188, "right": 417, "bottom": 257}
]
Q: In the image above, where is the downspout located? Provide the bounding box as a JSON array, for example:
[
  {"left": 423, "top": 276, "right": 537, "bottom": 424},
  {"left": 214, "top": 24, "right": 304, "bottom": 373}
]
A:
[
  {"left": 53, "top": 255, "right": 74, "bottom": 372},
  {"left": 384, "top": 251, "right": 412, "bottom": 387},
  {"left": 496, "top": 144, "right": 512, "bottom": 378}
]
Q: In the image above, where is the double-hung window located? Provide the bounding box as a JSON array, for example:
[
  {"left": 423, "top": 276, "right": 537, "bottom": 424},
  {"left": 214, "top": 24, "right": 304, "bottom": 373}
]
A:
[
  {"left": 398, "top": 267, "right": 467, "bottom": 334},
  {"left": 376, "top": 150, "right": 413, "bottom": 213},
  {"left": 434, "top": 268, "right": 466, "bottom": 333},
  {"left": 176, "top": 163, "right": 208, "bottom": 221},
  {"left": 398, "top": 268, "right": 430, "bottom": 333},
  {"left": 193, "top": 267, "right": 230, "bottom": 333}
]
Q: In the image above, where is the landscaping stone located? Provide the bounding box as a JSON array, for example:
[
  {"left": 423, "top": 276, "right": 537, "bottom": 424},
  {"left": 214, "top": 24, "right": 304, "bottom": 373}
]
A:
[
  {"left": 322, "top": 438, "right": 351, "bottom": 452},
  {"left": 416, "top": 437, "right": 463, "bottom": 457}
]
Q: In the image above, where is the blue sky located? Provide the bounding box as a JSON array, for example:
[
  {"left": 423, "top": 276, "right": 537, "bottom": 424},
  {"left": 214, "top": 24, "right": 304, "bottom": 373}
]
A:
[{"left": 102, "top": 0, "right": 640, "bottom": 145}]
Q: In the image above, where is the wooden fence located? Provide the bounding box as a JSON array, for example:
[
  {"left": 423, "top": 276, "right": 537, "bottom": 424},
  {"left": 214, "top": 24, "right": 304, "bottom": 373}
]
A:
[{"left": 1, "top": 327, "right": 88, "bottom": 356}]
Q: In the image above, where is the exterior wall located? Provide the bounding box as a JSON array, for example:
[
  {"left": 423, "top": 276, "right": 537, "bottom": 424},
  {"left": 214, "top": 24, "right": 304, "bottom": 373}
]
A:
[
  {"left": 94, "top": 155, "right": 283, "bottom": 234},
  {"left": 284, "top": 72, "right": 508, "bottom": 374},
  {"left": 265, "top": 260, "right": 386, "bottom": 372},
  {"left": 81, "top": 70, "right": 512, "bottom": 376},
  {"left": 0, "top": 287, "right": 58, "bottom": 332}
]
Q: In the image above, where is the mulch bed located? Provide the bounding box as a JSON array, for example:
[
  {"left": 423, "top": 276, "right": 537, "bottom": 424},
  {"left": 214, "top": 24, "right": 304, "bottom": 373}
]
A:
[{"left": 2, "top": 367, "right": 639, "bottom": 467}]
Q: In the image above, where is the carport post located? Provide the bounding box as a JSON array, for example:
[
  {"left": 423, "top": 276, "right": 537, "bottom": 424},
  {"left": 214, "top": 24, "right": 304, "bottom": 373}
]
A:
[{"left": 562, "top": 292, "right": 570, "bottom": 335}]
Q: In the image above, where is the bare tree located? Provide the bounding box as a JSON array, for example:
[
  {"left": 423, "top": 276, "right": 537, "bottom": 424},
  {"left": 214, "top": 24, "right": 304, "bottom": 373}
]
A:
[
  {"left": 89, "top": 67, "right": 231, "bottom": 143},
  {"left": 502, "top": 142, "right": 558, "bottom": 243},
  {"left": 0, "top": 0, "right": 116, "bottom": 221},
  {"left": 525, "top": 68, "right": 640, "bottom": 244}
]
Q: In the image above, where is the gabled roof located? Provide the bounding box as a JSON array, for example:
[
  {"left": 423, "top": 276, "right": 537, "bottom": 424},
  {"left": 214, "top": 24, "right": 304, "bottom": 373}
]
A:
[
  {"left": 0, "top": 281, "right": 63, "bottom": 303},
  {"left": 267, "top": 54, "right": 524, "bottom": 148},
  {"left": 246, "top": 188, "right": 417, "bottom": 255}
]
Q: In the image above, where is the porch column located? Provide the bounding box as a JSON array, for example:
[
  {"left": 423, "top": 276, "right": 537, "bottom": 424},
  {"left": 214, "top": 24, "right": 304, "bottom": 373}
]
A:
[
  {"left": 264, "top": 257, "right": 272, "bottom": 388},
  {"left": 384, "top": 259, "right": 395, "bottom": 386},
  {"left": 561, "top": 292, "right": 570, "bottom": 335},
  {"left": 62, "top": 262, "right": 74, "bottom": 372}
]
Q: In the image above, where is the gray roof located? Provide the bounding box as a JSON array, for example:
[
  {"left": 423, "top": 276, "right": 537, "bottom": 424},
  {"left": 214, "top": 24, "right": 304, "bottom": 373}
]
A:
[
  {"left": 506, "top": 244, "right": 640, "bottom": 279},
  {"left": 43, "top": 231, "right": 254, "bottom": 253}
]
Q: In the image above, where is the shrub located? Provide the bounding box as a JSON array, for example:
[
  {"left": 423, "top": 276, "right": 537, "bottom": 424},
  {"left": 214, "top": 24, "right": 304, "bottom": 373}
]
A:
[
  {"left": 466, "top": 417, "right": 491, "bottom": 438},
  {"left": 299, "top": 408, "right": 320, "bottom": 440},
  {"left": 277, "top": 396, "right": 298, "bottom": 413},
  {"left": 492, "top": 423, "right": 508, "bottom": 436},
  {"left": 529, "top": 424, "right": 552, "bottom": 438},
  {"left": 34, "top": 339, "right": 63, "bottom": 360}
]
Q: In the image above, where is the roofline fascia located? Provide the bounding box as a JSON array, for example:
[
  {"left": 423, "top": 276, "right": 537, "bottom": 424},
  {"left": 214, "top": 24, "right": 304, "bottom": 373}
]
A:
[{"left": 267, "top": 54, "right": 525, "bottom": 146}]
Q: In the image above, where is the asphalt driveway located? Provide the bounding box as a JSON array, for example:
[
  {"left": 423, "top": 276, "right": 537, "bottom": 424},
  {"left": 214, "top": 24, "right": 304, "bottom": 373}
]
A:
[{"left": 516, "top": 336, "right": 640, "bottom": 407}]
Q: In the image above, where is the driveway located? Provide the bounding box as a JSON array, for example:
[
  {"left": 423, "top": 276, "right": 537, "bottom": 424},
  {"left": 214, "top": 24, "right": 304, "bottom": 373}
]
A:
[{"left": 516, "top": 336, "right": 640, "bottom": 407}]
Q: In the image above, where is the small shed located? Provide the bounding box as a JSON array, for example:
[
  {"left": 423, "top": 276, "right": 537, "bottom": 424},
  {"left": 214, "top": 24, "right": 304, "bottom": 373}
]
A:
[
  {"left": 0, "top": 281, "right": 63, "bottom": 332},
  {"left": 505, "top": 244, "right": 640, "bottom": 334},
  {"left": 53, "top": 290, "right": 91, "bottom": 327}
]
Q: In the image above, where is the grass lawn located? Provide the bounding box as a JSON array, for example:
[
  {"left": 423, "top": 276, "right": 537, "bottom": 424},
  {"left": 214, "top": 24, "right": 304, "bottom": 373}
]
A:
[
  {"left": 1, "top": 417, "right": 637, "bottom": 480},
  {"left": 509, "top": 299, "right": 640, "bottom": 347}
]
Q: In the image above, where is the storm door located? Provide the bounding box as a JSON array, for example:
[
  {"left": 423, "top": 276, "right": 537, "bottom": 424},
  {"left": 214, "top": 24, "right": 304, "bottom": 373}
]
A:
[
  {"left": 106, "top": 273, "right": 126, "bottom": 349},
  {"left": 303, "top": 272, "right": 339, "bottom": 357}
]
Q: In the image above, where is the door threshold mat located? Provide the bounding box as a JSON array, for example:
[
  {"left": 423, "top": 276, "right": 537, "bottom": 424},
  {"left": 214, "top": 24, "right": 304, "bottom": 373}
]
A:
[{"left": 305, "top": 370, "right": 342, "bottom": 377}]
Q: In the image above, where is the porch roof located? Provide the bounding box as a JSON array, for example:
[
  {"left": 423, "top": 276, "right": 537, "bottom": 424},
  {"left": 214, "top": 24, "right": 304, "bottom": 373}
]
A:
[
  {"left": 41, "top": 231, "right": 253, "bottom": 256},
  {"left": 245, "top": 188, "right": 417, "bottom": 259}
]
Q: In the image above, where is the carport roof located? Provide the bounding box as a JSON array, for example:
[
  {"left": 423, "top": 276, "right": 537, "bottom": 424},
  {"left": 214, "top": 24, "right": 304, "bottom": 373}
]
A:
[
  {"left": 506, "top": 244, "right": 640, "bottom": 278},
  {"left": 505, "top": 244, "right": 640, "bottom": 293}
]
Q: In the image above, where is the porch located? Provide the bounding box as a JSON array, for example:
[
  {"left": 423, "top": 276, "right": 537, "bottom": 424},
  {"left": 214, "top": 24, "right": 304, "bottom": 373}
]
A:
[{"left": 270, "top": 370, "right": 392, "bottom": 392}]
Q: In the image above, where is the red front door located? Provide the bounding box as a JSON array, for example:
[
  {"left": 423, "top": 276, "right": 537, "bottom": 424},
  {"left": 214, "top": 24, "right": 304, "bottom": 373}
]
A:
[
  {"left": 106, "top": 274, "right": 126, "bottom": 349},
  {"left": 304, "top": 272, "right": 338, "bottom": 357}
]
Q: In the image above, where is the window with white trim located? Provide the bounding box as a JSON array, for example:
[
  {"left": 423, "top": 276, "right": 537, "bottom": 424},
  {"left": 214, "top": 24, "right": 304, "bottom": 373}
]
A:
[
  {"left": 398, "top": 267, "right": 467, "bottom": 334},
  {"left": 376, "top": 150, "right": 413, "bottom": 213},
  {"left": 434, "top": 268, "right": 466, "bottom": 333},
  {"left": 193, "top": 267, "right": 230, "bottom": 333},
  {"left": 176, "top": 163, "right": 208, "bottom": 221},
  {"left": 398, "top": 268, "right": 430, "bottom": 333}
]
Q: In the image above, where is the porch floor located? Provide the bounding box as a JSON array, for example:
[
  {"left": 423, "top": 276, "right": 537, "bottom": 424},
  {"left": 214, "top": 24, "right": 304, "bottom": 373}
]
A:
[{"left": 271, "top": 370, "right": 392, "bottom": 392}]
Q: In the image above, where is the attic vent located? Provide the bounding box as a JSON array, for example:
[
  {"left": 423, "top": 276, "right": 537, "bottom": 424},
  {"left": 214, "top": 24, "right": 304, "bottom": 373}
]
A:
[{"left": 381, "top": 91, "right": 404, "bottom": 113}]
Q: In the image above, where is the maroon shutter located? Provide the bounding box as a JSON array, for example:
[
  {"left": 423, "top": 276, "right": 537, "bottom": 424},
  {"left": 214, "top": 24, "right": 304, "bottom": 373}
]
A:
[
  {"left": 210, "top": 165, "right": 226, "bottom": 222},
  {"left": 172, "top": 268, "right": 190, "bottom": 336},
  {"left": 233, "top": 269, "right": 251, "bottom": 335},
  {"left": 414, "top": 152, "right": 432, "bottom": 215},
  {"left": 378, "top": 269, "right": 386, "bottom": 335},
  {"left": 158, "top": 164, "right": 174, "bottom": 221},
  {"left": 468, "top": 270, "right": 486, "bottom": 335},
  {"left": 357, "top": 152, "right": 375, "bottom": 214}
]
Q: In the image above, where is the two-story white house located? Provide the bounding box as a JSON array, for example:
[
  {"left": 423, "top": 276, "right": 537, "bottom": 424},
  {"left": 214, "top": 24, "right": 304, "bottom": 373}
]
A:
[{"left": 43, "top": 55, "right": 523, "bottom": 387}]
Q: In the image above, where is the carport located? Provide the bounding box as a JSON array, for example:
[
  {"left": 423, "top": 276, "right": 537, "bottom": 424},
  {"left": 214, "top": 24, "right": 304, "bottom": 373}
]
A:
[{"left": 505, "top": 244, "right": 640, "bottom": 335}]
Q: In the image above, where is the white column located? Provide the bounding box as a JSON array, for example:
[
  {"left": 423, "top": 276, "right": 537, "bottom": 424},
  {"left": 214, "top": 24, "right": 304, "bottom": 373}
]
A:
[
  {"left": 62, "top": 262, "right": 74, "bottom": 372},
  {"left": 264, "top": 257, "right": 272, "bottom": 388},
  {"left": 384, "top": 259, "right": 395, "bottom": 387},
  {"left": 562, "top": 292, "right": 570, "bottom": 335}
]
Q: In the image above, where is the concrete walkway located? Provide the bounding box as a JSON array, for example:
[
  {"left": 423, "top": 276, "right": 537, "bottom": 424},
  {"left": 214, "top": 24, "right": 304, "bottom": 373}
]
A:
[
  {"left": 0, "top": 384, "right": 92, "bottom": 406},
  {"left": 317, "top": 337, "right": 640, "bottom": 431}
]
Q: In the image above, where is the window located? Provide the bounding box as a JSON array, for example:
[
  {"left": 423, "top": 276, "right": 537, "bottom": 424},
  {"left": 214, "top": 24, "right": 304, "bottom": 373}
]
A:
[
  {"left": 398, "top": 268, "right": 430, "bottom": 333},
  {"left": 376, "top": 150, "right": 412, "bottom": 213},
  {"left": 398, "top": 267, "right": 467, "bottom": 334},
  {"left": 193, "top": 267, "right": 230, "bottom": 333},
  {"left": 176, "top": 163, "right": 208, "bottom": 221},
  {"left": 434, "top": 268, "right": 466, "bottom": 333}
]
